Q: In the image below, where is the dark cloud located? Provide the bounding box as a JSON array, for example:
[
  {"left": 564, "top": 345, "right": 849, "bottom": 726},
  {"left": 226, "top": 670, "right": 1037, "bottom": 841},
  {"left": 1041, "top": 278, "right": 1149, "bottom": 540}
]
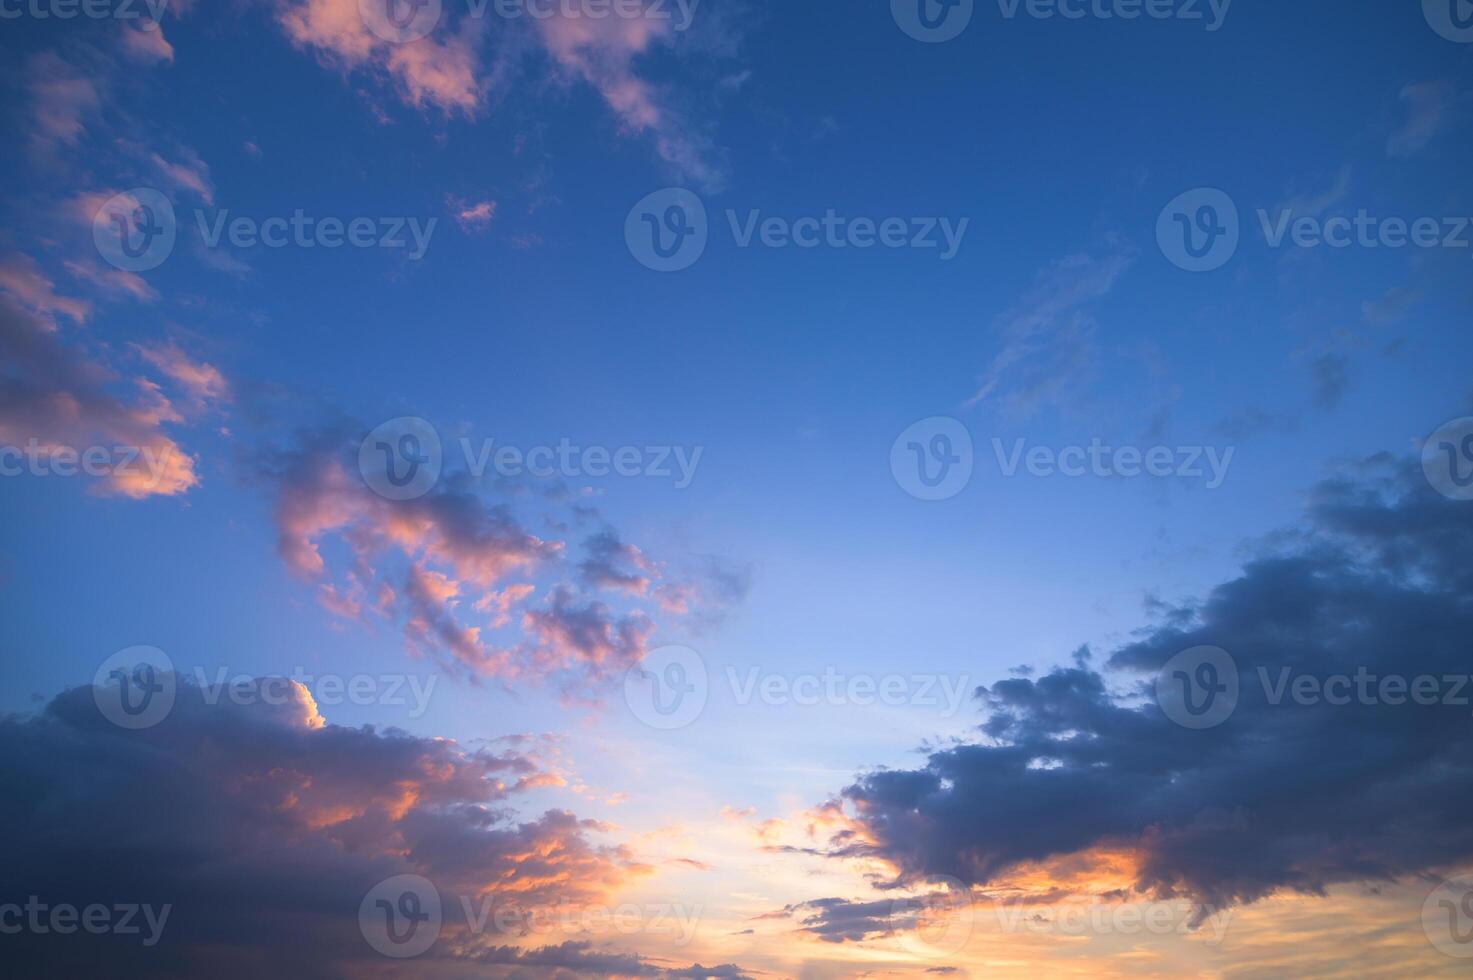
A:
[
  {"left": 829, "top": 455, "right": 1473, "bottom": 919},
  {"left": 0, "top": 676, "right": 717, "bottom": 978},
  {"left": 1309, "top": 351, "right": 1351, "bottom": 410}
]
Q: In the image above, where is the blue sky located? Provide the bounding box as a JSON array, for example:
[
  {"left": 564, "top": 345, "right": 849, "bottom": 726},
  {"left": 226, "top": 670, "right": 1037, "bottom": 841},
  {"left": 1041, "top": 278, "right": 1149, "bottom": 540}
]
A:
[{"left": 2, "top": 0, "right": 1473, "bottom": 976}]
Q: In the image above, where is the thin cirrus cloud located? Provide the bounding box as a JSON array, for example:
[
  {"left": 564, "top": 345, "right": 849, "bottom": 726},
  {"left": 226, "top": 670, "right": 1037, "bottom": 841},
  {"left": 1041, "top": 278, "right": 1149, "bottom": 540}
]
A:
[
  {"left": 966, "top": 247, "right": 1135, "bottom": 416},
  {"left": 807, "top": 454, "right": 1473, "bottom": 926},
  {"left": 0, "top": 677, "right": 755, "bottom": 978}
]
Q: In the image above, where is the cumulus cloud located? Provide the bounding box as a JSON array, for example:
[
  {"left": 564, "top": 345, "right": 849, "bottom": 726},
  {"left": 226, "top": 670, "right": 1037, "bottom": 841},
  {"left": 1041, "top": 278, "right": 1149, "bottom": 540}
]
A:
[
  {"left": 0, "top": 676, "right": 684, "bottom": 978},
  {"left": 820, "top": 454, "right": 1473, "bottom": 922}
]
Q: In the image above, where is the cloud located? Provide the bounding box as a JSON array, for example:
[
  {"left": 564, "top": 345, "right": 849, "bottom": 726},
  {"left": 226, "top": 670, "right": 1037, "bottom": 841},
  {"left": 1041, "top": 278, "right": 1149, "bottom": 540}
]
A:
[
  {"left": 0, "top": 294, "right": 200, "bottom": 497},
  {"left": 258, "top": 427, "right": 734, "bottom": 691},
  {"left": 150, "top": 146, "right": 215, "bottom": 204},
  {"left": 467, "top": 940, "right": 753, "bottom": 978},
  {"left": 822, "top": 454, "right": 1473, "bottom": 921},
  {"left": 578, "top": 530, "right": 653, "bottom": 595},
  {"left": 522, "top": 585, "right": 655, "bottom": 691},
  {"left": 1387, "top": 81, "right": 1459, "bottom": 158},
  {"left": 25, "top": 51, "right": 102, "bottom": 155},
  {"left": 450, "top": 196, "right": 498, "bottom": 231},
  {"left": 0, "top": 676, "right": 664, "bottom": 978},
  {"left": 0, "top": 253, "right": 91, "bottom": 324},
  {"left": 1308, "top": 351, "right": 1350, "bottom": 410},
  {"left": 1274, "top": 166, "right": 1353, "bottom": 219},
  {"left": 274, "top": 0, "right": 485, "bottom": 113},
  {"left": 133, "top": 342, "right": 232, "bottom": 409},
  {"left": 269, "top": 0, "right": 732, "bottom": 186},
  {"left": 121, "top": 21, "right": 175, "bottom": 63},
  {"left": 533, "top": 12, "right": 706, "bottom": 181},
  {"left": 966, "top": 247, "right": 1133, "bottom": 415}
]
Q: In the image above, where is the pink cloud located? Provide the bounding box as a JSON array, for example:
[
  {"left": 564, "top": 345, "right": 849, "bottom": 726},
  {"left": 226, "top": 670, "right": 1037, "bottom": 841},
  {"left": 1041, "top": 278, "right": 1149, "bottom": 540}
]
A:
[
  {"left": 274, "top": 0, "right": 484, "bottom": 113},
  {"left": 0, "top": 253, "right": 91, "bottom": 325},
  {"left": 25, "top": 51, "right": 102, "bottom": 155},
  {"left": 133, "top": 341, "right": 232, "bottom": 408},
  {"left": 449, "top": 196, "right": 498, "bottom": 231},
  {"left": 121, "top": 22, "right": 175, "bottom": 63},
  {"left": 0, "top": 293, "right": 201, "bottom": 498}
]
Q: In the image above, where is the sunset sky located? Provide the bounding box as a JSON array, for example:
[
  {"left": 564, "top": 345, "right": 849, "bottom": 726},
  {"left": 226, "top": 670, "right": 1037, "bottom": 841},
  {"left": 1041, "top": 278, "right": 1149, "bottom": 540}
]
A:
[{"left": 2, "top": 1, "right": 1473, "bottom": 977}]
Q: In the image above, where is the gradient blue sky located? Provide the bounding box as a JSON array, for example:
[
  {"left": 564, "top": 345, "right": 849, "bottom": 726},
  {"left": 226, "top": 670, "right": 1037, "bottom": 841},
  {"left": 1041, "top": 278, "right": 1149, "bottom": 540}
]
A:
[{"left": 2, "top": 0, "right": 1471, "bottom": 975}]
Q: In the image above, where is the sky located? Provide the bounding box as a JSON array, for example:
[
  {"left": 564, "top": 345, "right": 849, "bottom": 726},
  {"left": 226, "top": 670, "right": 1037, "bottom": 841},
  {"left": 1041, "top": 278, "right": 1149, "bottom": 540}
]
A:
[{"left": 1, "top": 0, "right": 1472, "bottom": 976}]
